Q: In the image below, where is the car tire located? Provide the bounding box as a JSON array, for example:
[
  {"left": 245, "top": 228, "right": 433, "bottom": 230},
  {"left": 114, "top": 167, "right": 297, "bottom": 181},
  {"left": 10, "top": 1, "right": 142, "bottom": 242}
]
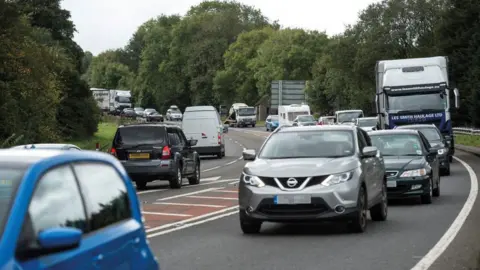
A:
[
  {"left": 252, "top": 124, "right": 255, "bottom": 127},
  {"left": 370, "top": 181, "right": 388, "bottom": 221},
  {"left": 169, "top": 164, "right": 183, "bottom": 189},
  {"left": 216, "top": 151, "right": 222, "bottom": 159},
  {"left": 135, "top": 180, "right": 147, "bottom": 190},
  {"left": 188, "top": 162, "right": 200, "bottom": 185},
  {"left": 266, "top": 126, "right": 269, "bottom": 131},
  {"left": 443, "top": 163, "right": 451, "bottom": 176},
  {"left": 421, "top": 177, "right": 433, "bottom": 204},
  {"left": 433, "top": 178, "right": 440, "bottom": 197},
  {"left": 239, "top": 210, "right": 262, "bottom": 234},
  {"left": 449, "top": 155, "right": 453, "bottom": 163},
  {"left": 348, "top": 185, "right": 367, "bottom": 233}
]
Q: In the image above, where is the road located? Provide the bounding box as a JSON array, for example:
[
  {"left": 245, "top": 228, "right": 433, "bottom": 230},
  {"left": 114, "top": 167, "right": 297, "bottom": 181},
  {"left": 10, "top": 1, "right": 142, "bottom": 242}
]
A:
[{"left": 136, "top": 126, "right": 480, "bottom": 270}]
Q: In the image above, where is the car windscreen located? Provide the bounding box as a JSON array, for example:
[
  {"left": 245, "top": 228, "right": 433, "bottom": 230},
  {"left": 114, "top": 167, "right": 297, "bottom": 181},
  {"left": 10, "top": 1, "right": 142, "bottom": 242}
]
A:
[
  {"left": 115, "top": 126, "right": 165, "bottom": 146},
  {"left": 338, "top": 112, "right": 363, "bottom": 123},
  {"left": 413, "top": 128, "right": 441, "bottom": 141},
  {"left": 237, "top": 107, "right": 255, "bottom": 116},
  {"left": 258, "top": 130, "right": 355, "bottom": 159},
  {"left": 370, "top": 134, "right": 424, "bottom": 156},
  {"left": 0, "top": 165, "right": 27, "bottom": 238},
  {"left": 357, "top": 119, "right": 377, "bottom": 127},
  {"left": 297, "top": 115, "right": 315, "bottom": 122},
  {"left": 269, "top": 115, "right": 279, "bottom": 121}
]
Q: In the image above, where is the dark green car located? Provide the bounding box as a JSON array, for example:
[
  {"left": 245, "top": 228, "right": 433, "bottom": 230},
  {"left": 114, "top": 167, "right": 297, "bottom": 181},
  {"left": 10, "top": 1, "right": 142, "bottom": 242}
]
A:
[{"left": 367, "top": 129, "right": 441, "bottom": 204}]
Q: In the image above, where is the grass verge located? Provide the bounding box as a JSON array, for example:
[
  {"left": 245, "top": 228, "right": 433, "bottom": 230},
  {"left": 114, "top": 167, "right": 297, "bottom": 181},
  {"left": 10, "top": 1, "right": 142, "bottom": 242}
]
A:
[
  {"left": 68, "top": 122, "right": 117, "bottom": 151},
  {"left": 455, "top": 134, "right": 480, "bottom": 147}
]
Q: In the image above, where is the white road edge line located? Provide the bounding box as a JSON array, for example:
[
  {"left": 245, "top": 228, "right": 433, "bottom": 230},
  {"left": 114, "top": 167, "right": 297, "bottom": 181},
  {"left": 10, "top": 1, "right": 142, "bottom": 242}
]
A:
[
  {"left": 212, "top": 190, "right": 238, "bottom": 193},
  {"left": 187, "top": 195, "right": 237, "bottom": 200},
  {"left": 153, "top": 202, "right": 225, "bottom": 208},
  {"left": 410, "top": 156, "right": 478, "bottom": 270},
  {"left": 142, "top": 211, "right": 192, "bottom": 217},
  {"left": 145, "top": 205, "right": 239, "bottom": 233},
  {"left": 147, "top": 207, "right": 239, "bottom": 237},
  {"left": 137, "top": 179, "right": 240, "bottom": 195}
]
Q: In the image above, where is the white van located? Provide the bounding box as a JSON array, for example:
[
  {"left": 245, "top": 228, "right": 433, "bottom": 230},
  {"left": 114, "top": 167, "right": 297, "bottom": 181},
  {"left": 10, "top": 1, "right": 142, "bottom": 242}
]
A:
[{"left": 182, "top": 106, "right": 225, "bottom": 158}]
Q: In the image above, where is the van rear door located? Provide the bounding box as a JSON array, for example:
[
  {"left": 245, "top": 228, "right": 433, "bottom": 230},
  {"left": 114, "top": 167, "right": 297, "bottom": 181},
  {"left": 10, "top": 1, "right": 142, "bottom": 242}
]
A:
[{"left": 182, "top": 118, "right": 219, "bottom": 147}]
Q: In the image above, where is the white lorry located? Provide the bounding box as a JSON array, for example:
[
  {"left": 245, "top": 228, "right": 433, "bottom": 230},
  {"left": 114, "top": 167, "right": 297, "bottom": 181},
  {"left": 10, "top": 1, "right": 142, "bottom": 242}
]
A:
[
  {"left": 278, "top": 104, "right": 311, "bottom": 126},
  {"left": 225, "top": 103, "right": 257, "bottom": 127},
  {"left": 90, "top": 88, "right": 110, "bottom": 111},
  {"left": 109, "top": 89, "right": 132, "bottom": 115}
]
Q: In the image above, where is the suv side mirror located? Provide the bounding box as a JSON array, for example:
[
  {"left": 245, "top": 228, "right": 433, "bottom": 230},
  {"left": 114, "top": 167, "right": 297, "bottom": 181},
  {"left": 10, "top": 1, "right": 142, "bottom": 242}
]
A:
[
  {"left": 362, "top": 146, "right": 378, "bottom": 157},
  {"left": 242, "top": 149, "right": 256, "bottom": 160},
  {"left": 187, "top": 139, "right": 198, "bottom": 146}
]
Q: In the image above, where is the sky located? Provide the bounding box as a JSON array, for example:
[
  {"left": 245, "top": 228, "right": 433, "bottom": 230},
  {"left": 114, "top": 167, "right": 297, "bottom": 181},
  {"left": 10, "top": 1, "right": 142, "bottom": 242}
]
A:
[{"left": 61, "top": 0, "right": 380, "bottom": 55}]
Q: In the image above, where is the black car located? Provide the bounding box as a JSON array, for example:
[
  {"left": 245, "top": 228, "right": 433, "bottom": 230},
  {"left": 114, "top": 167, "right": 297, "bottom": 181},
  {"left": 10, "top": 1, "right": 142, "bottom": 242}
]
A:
[
  {"left": 368, "top": 129, "right": 440, "bottom": 204},
  {"left": 395, "top": 124, "right": 450, "bottom": 175},
  {"left": 110, "top": 123, "right": 201, "bottom": 189},
  {"left": 146, "top": 112, "right": 164, "bottom": 122},
  {"left": 121, "top": 108, "right": 136, "bottom": 118}
]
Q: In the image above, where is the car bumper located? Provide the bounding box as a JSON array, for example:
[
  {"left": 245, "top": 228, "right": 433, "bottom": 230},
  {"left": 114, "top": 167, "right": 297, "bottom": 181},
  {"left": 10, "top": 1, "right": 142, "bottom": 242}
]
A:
[
  {"left": 193, "top": 145, "right": 222, "bottom": 155},
  {"left": 238, "top": 120, "right": 256, "bottom": 125},
  {"left": 121, "top": 159, "right": 175, "bottom": 181},
  {"left": 386, "top": 176, "right": 431, "bottom": 198},
  {"left": 238, "top": 180, "right": 360, "bottom": 222}
]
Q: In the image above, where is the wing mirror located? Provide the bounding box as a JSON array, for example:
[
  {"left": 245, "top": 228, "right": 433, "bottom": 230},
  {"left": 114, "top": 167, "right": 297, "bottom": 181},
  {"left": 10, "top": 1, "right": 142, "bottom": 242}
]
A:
[
  {"left": 242, "top": 149, "right": 256, "bottom": 161},
  {"left": 187, "top": 139, "right": 198, "bottom": 146},
  {"left": 362, "top": 146, "right": 378, "bottom": 157},
  {"left": 223, "top": 124, "right": 229, "bottom": 133}
]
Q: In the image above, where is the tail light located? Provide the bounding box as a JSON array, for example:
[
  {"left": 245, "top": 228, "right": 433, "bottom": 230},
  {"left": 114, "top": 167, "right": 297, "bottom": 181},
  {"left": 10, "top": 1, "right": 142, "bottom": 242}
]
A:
[
  {"left": 110, "top": 147, "right": 117, "bottom": 156},
  {"left": 317, "top": 122, "right": 322, "bottom": 125},
  {"left": 161, "top": 145, "right": 171, "bottom": 160},
  {"left": 218, "top": 133, "right": 221, "bottom": 144}
]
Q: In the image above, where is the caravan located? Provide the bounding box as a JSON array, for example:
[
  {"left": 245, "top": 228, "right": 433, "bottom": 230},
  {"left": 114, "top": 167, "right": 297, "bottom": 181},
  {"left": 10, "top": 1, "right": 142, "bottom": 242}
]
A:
[{"left": 278, "top": 104, "right": 311, "bottom": 126}]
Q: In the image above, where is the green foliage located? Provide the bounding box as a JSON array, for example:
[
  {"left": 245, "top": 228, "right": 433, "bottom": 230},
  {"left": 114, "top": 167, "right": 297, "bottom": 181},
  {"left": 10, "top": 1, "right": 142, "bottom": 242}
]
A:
[
  {"left": 1, "top": 0, "right": 99, "bottom": 145},
  {"left": 82, "top": 0, "right": 480, "bottom": 126}
]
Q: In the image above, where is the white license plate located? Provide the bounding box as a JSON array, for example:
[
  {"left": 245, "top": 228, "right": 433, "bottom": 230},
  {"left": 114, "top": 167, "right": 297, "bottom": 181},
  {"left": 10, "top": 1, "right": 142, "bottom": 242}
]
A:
[
  {"left": 274, "top": 195, "right": 311, "bottom": 205},
  {"left": 387, "top": 181, "right": 397, "bottom": 188}
]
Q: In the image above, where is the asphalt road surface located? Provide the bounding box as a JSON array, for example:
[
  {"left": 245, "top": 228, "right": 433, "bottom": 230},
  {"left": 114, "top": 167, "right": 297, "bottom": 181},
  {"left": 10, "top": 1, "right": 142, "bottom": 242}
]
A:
[{"left": 135, "top": 126, "right": 480, "bottom": 270}]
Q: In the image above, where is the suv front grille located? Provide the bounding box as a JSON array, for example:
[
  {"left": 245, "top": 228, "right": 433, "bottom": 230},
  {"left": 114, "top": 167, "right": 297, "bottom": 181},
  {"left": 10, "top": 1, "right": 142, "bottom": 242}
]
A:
[{"left": 259, "top": 175, "right": 329, "bottom": 189}]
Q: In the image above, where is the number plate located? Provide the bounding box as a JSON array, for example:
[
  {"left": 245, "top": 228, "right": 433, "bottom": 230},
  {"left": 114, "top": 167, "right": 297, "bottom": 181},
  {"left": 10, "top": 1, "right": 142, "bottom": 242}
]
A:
[
  {"left": 387, "top": 181, "right": 397, "bottom": 188},
  {"left": 274, "top": 194, "right": 311, "bottom": 205},
  {"left": 129, "top": 153, "right": 150, "bottom": 159}
]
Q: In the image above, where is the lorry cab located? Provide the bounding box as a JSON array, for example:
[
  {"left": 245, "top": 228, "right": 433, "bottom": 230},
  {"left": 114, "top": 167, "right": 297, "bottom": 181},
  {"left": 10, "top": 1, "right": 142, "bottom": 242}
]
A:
[{"left": 278, "top": 104, "right": 311, "bottom": 126}]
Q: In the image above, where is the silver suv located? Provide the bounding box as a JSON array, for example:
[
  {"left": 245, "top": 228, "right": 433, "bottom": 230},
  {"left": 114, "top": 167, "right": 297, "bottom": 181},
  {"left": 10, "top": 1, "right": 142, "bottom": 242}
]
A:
[{"left": 238, "top": 125, "right": 388, "bottom": 234}]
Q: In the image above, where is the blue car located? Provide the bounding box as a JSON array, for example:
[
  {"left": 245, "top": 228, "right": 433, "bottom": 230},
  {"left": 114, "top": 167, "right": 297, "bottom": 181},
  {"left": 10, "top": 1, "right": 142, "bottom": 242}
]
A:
[
  {"left": 265, "top": 115, "right": 279, "bottom": 131},
  {"left": 0, "top": 149, "right": 159, "bottom": 269}
]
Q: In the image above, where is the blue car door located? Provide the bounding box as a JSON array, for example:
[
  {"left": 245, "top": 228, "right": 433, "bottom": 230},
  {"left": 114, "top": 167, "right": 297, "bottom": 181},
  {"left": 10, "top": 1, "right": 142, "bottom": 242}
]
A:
[
  {"left": 72, "top": 162, "right": 150, "bottom": 269},
  {"left": 17, "top": 165, "right": 91, "bottom": 269}
]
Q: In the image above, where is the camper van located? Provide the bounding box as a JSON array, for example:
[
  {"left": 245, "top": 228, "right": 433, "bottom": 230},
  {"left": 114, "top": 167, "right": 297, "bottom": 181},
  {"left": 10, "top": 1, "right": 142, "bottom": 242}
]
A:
[
  {"left": 182, "top": 106, "right": 225, "bottom": 158},
  {"left": 278, "top": 104, "right": 311, "bottom": 126}
]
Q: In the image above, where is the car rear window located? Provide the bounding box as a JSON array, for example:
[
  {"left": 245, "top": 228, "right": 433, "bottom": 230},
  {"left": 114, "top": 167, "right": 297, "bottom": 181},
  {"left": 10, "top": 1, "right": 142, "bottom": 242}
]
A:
[
  {"left": 115, "top": 126, "right": 166, "bottom": 146},
  {"left": 0, "top": 165, "right": 27, "bottom": 238}
]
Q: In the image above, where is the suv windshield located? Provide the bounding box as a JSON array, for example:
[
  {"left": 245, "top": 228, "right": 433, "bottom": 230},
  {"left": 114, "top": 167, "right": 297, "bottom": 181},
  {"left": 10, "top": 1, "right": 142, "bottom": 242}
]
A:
[
  {"left": 370, "top": 134, "right": 424, "bottom": 156},
  {"left": 410, "top": 127, "right": 441, "bottom": 141},
  {"left": 259, "top": 130, "right": 355, "bottom": 159},
  {"left": 357, "top": 118, "right": 377, "bottom": 127},
  {"left": 297, "top": 115, "right": 315, "bottom": 122},
  {"left": 0, "top": 165, "right": 27, "bottom": 238},
  {"left": 115, "top": 126, "right": 165, "bottom": 146}
]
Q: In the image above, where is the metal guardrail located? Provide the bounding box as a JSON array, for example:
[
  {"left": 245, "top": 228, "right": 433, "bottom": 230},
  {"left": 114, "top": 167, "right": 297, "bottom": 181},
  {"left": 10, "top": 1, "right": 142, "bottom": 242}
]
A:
[{"left": 453, "top": 127, "right": 480, "bottom": 136}]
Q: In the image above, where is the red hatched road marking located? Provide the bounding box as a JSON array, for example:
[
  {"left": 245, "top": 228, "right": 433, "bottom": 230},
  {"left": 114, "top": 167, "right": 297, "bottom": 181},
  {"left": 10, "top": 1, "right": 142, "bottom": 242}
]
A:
[{"left": 142, "top": 188, "right": 239, "bottom": 228}]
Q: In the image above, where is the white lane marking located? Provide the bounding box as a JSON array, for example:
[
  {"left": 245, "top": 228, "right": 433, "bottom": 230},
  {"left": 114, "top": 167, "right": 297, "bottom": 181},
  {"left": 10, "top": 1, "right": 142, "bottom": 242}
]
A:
[
  {"left": 156, "top": 187, "right": 223, "bottom": 201},
  {"left": 147, "top": 207, "right": 239, "bottom": 237},
  {"left": 137, "top": 178, "right": 240, "bottom": 196},
  {"left": 136, "top": 189, "right": 169, "bottom": 195},
  {"left": 187, "top": 195, "right": 237, "bottom": 200},
  {"left": 146, "top": 205, "right": 239, "bottom": 233},
  {"left": 410, "top": 156, "right": 478, "bottom": 270},
  {"left": 212, "top": 190, "right": 237, "bottom": 193},
  {"left": 228, "top": 181, "right": 239, "bottom": 185},
  {"left": 153, "top": 202, "right": 225, "bottom": 208},
  {"left": 201, "top": 176, "right": 221, "bottom": 181},
  {"left": 142, "top": 211, "right": 192, "bottom": 217},
  {"left": 225, "top": 157, "right": 243, "bottom": 165}
]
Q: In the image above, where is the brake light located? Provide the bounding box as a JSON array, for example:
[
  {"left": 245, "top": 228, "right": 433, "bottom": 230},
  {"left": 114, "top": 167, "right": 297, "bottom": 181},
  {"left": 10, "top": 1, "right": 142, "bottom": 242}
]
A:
[
  {"left": 161, "top": 145, "right": 171, "bottom": 160},
  {"left": 317, "top": 122, "right": 322, "bottom": 125},
  {"left": 110, "top": 147, "right": 117, "bottom": 156},
  {"left": 218, "top": 133, "right": 221, "bottom": 144}
]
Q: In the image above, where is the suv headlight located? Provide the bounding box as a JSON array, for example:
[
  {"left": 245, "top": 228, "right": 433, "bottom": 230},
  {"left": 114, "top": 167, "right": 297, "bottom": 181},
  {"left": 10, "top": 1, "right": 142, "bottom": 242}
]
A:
[
  {"left": 400, "top": 169, "right": 426, "bottom": 177},
  {"left": 437, "top": 148, "right": 448, "bottom": 155},
  {"left": 321, "top": 171, "right": 354, "bottom": 186},
  {"left": 242, "top": 173, "right": 265, "bottom": 187}
]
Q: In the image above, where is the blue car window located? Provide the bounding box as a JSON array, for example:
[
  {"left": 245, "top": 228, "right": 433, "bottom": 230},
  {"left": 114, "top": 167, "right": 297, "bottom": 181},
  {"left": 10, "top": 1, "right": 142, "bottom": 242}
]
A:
[
  {"left": 73, "top": 163, "right": 131, "bottom": 231},
  {"left": 18, "top": 165, "right": 87, "bottom": 248}
]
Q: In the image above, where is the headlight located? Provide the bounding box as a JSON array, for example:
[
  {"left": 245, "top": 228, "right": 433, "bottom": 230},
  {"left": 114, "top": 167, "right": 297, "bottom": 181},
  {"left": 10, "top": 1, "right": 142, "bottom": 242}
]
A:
[
  {"left": 242, "top": 173, "right": 265, "bottom": 187},
  {"left": 438, "top": 148, "right": 448, "bottom": 155},
  {"left": 400, "top": 169, "right": 427, "bottom": 177},
  {"left": 321, "top": 171, "right": 354, "bottom": 186}
]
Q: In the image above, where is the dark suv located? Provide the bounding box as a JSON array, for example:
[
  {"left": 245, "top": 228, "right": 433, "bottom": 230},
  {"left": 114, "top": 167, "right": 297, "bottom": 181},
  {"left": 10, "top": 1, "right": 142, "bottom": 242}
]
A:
[{"left": 110, "top": 123, "right": 201, "bottom": 189}]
